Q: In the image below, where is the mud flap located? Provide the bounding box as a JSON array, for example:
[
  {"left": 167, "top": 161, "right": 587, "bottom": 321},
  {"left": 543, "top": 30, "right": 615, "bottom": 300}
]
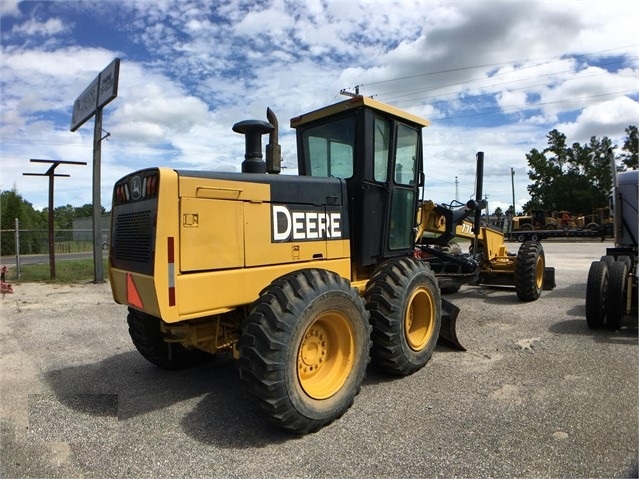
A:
[
  {"left": 439, "top": 298, "right": 466, "bottom": 351},
  {"left": 543, "top": 267, "right": 556, "bottom": 290}
]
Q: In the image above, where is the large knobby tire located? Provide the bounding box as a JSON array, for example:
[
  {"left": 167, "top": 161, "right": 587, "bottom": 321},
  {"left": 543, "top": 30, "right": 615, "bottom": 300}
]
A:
[
  {"left": 515, "top": 241, "right": 545, "bottom": 301},
  {"left": 585, "top": 261, "right": 608, "bottom": 329},
  {"left": 127, "top": 308, "right": 210, "bottom": 370},
  {"left": 237, "top": 269, "right": 371, "bottom": 434},
  {"left": 606, "top": 261, "right": 628, "bottom": 330},
  {"left": 364, "top": 258, "right": 442, "bottom": 376}
]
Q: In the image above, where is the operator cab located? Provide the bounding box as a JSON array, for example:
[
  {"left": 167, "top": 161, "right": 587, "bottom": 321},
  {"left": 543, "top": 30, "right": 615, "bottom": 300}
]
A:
[{"left": 291, "top": 96, "right": 430, "bottom": 268}]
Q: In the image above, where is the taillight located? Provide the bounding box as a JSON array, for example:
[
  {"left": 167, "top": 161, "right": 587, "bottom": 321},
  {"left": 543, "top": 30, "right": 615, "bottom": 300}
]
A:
[{"left": 114, "top": 171, "right": 159, "bottom": 205}]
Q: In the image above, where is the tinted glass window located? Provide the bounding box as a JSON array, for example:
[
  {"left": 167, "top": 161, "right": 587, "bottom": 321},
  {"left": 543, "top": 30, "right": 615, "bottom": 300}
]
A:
[
  {"left": 394, "top": 124, "right": 418, "bottom": 186},
  {"left": 303, "top": 117, "right": 355, "bottom": 178},
  {"left": 374, "top": 118, "right": 390, "bottom": 182}
]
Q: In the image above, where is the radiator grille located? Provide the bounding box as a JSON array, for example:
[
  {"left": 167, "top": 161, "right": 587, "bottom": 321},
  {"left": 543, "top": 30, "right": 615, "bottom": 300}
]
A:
[{"left": 112, "top": 208, "right": 155, "bottom": 274}]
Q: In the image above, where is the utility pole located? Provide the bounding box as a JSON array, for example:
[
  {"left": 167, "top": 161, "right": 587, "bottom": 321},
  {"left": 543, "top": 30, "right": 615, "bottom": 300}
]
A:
[
  {"left": 23, "top": 159, "right": 86, "bottom": 279},
  {"left": 511, "top": 167, "right": 516, "bottom": 214},
  {"left": 510, "top": 167, "right": 516, "bottom": 233},
  {"left": 455, "top": 176, "right": 459, "bottom": 202},
  {"left": 484, "top": 193, "right": 490, "bottom": 220}
]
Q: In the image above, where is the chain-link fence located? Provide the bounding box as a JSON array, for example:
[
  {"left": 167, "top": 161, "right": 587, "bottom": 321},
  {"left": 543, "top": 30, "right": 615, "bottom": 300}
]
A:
[{"left": 0, "top": 229, "right": 109, "bottom": 257}]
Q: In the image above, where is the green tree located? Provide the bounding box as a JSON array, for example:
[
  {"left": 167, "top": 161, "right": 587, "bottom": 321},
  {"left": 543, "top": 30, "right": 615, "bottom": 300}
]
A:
[
  {"left": 524, "top": 129, "right": 619, "bottom": 216},
  {"left": 620, "top": 125, "right": 638, "bottom": 170},
  {"left": 1, "top": 188, "right": 44, "bottom": 255}
]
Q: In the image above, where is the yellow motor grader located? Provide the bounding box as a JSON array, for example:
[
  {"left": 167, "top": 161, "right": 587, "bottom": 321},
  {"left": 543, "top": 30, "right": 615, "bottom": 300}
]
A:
[
  {"left": 108, "top": 96, "right": 552, "bottom": 434},
  {"left": 414, "top": 152, "right": 555, "bottom": 303}
]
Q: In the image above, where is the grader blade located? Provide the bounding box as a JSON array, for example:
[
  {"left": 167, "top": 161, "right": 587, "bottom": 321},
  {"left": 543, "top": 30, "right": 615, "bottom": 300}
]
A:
[{"left": 439, "top": 299, "right": 466, "bottom": 351}]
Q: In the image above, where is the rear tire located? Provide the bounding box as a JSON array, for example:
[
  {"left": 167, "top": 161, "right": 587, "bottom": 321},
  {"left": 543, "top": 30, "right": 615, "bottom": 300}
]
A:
[
  {"left": 237, "top": 269, "right": 371, "bottom": 434},
  {"left": 606, "top": 261, "right": 628, "bottom": 330},
  {"left": 127, "top": 308, "right": 210, "bottom": 370},
  {"left": 364, "top": 258, "right": 441, "bottom": 376},
  {"left": 515, "top": 241, "right": 545, "bottom": 301},
  {"left": 600, "top": 255, "right": 615, "bottom": 267},
  {"left": 585, "top": 261, "right": 608, "bottom": 329}
]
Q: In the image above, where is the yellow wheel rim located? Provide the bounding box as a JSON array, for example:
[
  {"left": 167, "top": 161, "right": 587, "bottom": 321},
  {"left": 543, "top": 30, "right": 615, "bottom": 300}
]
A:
[
  {"left": 405, "top": 287, "right": 435, "bottom": 351},
  {"left": 535, "top": 255, "right": 545, "bottom": 289},
  {"left": 298, "top": 311, "right": 354, "bottom": 400}
]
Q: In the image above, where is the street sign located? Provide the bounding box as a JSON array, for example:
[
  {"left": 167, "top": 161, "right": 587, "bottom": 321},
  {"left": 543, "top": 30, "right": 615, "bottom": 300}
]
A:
[
  {"left": 97, "top": 58, "right": 120, "bottom": 109},
  {"left": 70, "top": 58, "right": 120, "bottom": 132},
  {"left": 70, "top": 77, "right": 99, "bottom": 132},
  {"left": 69, "top": 57, "right": 120, "bottom": 283}
]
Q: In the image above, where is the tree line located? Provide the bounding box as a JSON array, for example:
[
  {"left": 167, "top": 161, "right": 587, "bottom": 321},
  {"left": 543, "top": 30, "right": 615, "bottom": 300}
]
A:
[{"left": 523, "top": 125, "right": 637, "bottom": 216}]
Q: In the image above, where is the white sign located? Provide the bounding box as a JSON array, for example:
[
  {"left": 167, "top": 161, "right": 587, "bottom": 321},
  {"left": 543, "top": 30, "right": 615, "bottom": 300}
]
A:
[
  {"left": 97, "top": 58, "right": 120, "bottom": 109},
  {"left": 70, "top": 58, "right": 120, "bottom": 132},
  {"left": 70, "top": 77, "right": 99, "bottom": 132}
]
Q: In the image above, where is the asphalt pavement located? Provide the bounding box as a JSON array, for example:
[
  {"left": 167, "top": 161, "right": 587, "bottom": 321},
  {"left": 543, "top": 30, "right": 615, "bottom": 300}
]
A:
[{"left": 1, "top": 240, "right": 637, "bottom": 478}]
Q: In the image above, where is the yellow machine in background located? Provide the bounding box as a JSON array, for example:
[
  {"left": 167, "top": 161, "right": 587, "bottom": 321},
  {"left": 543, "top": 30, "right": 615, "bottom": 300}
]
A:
[
  {"left": 109, "top": 96, "right": 551, "bottom": 434},
  {"left": 414, "top": 154, "right": 554, "bottom": 299}
]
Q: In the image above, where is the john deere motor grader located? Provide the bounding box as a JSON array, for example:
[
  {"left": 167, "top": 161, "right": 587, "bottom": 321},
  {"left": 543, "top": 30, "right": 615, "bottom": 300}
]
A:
[
  {"left": 414, "top": 153, "right": 555, "bottom": 301},
  {"left": 108, "top": 96, "right": 550, "bottom": 434}
]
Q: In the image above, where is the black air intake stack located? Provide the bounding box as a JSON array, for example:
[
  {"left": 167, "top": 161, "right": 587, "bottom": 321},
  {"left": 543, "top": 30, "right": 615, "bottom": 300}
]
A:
[{"left": 232, "top": 119, "right": 274, "bottom": 173}]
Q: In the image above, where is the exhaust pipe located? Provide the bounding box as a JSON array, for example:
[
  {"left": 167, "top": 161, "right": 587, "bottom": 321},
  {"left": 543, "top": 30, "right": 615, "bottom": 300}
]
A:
[{"left": 266, "top": 107, "right": 282, "bottom": 174}]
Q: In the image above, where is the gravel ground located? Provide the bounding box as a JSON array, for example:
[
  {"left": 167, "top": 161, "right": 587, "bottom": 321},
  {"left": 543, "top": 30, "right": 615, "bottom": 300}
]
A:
[{"left": 1, "top": 240, "right": 637, "bottom": 478}]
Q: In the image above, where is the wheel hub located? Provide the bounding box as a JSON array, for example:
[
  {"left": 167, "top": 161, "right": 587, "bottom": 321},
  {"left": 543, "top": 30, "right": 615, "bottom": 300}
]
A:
[
  {"left": 405, "top": 288, "right": 434, "bottom": 351},
  {"left": 296, "top": 312, "right": 354, "bottom": 400},
  {"left": 299, "top": 326, "right": 328, "bottom": 374}
]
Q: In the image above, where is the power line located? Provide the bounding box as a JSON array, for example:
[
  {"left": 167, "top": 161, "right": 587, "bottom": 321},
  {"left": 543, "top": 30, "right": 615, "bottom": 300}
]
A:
[{"left": 359, "top": 45, "right": 638, "bottom": 89}]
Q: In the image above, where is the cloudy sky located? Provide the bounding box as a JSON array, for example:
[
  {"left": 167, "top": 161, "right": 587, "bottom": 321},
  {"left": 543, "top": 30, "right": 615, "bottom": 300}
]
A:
[{"left": 1, "top": 0, "right": 637, "bottom": 214}]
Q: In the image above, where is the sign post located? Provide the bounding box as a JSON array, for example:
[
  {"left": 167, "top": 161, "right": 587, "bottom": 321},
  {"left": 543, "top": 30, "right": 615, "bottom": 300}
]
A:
[{"left": 70, "top": 58, "right": 120, "bottom": 283}]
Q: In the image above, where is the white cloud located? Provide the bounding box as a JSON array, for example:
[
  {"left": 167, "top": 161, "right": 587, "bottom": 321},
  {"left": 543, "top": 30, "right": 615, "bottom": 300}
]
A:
[
  {"left": 0, "top": 0, "right": 637, "bottom": 211},
  {"left": 557, "top": 96, "right": 639, "bottom": 144},
  {"left": 0, "top": 0, "right": 20, "bottom": 16},
  {"left": 12, "top": 17, "right": 69, "bottom": 36}
]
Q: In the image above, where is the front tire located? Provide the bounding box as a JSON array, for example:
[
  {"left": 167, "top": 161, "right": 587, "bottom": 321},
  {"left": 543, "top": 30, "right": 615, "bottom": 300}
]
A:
[
  {"left": 364, "top": 258, "right": 441, "bottom": 376},
  {"left": 585, "top": 261, "right": 608, "bottom": 329},
  {"left": 237, "top": 269, "right": 371, "bottom": 434},
  {"left": 515, "top": 241, "right": 545, "bottom": 301},
  {"left": 127, "top": 308, "right": 210, "bottom": 370}
]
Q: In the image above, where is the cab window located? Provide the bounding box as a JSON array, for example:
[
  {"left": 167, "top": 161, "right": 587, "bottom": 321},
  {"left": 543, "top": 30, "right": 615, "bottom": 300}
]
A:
[
  {"left": 374, "top": 117, "right": 390, "bottom": 182},
  {"left": 394, "top": 124, "right": 418, "bottom": 185},
  {"left": 303, "top": 116, "right": 355, "bottom": 178}
]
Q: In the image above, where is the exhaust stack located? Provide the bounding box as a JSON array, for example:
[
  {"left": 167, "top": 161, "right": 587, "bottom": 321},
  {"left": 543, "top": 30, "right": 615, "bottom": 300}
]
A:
[{"left": 266, "top": 107, "right": 282, "bottom": 174}]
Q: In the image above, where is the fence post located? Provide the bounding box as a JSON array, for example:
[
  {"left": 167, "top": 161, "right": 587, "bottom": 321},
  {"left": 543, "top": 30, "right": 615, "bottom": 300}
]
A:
[{"left": 14, "top": 218, "right": 21, "bottom": 278}]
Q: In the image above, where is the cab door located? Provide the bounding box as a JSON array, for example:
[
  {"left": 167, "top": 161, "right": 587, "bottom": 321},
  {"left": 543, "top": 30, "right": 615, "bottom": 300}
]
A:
[
  {"left": 356, "top": 117, "right": 421, "bottom": 266},
  {"left": 386, "top": 123, "right": 421, "bottom": 253}
]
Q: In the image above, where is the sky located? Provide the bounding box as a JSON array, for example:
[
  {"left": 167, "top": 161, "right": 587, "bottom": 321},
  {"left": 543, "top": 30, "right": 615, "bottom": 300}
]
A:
[{"left": 1, "top": 0, "right": 638, "bottom": 216}]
